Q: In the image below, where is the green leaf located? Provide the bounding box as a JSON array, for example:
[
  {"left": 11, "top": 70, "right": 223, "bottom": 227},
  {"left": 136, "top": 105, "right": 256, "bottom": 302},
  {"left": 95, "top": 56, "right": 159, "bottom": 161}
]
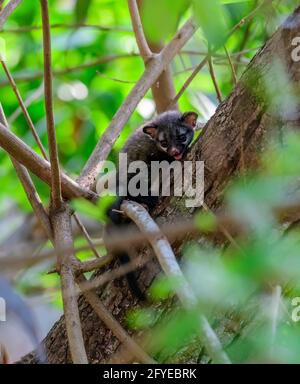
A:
[{"left": 193, "top": 0, "right": 229, "bottom": 48}]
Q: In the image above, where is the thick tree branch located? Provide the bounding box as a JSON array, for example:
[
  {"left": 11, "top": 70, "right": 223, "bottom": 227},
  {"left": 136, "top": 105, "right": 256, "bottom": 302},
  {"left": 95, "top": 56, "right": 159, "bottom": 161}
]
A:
[{"left": 52, "top": 205, "right": 88, "bottom": 364}]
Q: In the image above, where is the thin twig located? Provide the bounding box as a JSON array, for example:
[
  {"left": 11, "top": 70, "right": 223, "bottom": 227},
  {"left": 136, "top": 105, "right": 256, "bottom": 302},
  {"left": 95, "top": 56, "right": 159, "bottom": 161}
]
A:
[
  {"left": 269, "top": 285, "right": 282, "bottom": 357},
  {"left": 77, "top": 253, "right": 152, "bottom": 293},
  {"left": 0, "top": 104, "right": 52, "bottom": 240},
  {"left": 0, "top": 60, "right": 48, "bottom": 159},
  {"left": 227, "top": 0, "right": 270, "bottom": 37},
  {"left": 128, "top": 0, "right": 152, "bottom": 62},
  {"left": 40, "top": 0, "right": 62, "bottom": 209},
  {"left": 78, "top": 19, "right": 197, "bottom": 189},
  {"left": 208, "top": 53, "right": 223, "bottom": 103},
  {"left": 168, "top": 57, "right": 207, "bottom": 109},
  {"left": 121, "top": 200, "right": 231, "bottom": 364}
]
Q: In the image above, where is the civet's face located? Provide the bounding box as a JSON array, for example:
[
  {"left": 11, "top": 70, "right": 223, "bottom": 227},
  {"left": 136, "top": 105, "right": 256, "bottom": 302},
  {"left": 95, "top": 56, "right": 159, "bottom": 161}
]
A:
[{"left": 143, "top": 111, "right": 198, "bottom": 160}]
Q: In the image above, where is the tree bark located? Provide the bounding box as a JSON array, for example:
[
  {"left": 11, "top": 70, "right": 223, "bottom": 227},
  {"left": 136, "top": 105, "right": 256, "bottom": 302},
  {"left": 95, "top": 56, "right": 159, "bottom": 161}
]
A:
[{"left": 19, "top": 6, "right": 300, "bottom": 364}]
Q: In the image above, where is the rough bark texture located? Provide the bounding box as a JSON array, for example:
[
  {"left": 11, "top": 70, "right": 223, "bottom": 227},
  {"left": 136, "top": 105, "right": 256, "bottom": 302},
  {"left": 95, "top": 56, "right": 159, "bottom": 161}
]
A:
[{"left": 19, "top": 7, "right": 300, "bottom": 364}]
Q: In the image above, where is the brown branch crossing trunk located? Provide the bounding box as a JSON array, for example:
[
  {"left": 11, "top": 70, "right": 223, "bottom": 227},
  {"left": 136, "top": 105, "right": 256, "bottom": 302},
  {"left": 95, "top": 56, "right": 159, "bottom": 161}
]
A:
[{"left": 19, "top": 7, "right": 300, "bottom": 363}]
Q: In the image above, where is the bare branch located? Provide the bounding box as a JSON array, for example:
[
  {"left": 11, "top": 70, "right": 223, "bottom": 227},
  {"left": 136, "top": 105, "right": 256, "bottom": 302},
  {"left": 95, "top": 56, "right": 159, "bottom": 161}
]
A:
[
  {"left": 0, "top": 122, "right": 98, "bottom": 201},
  {"left": 0, "top": 54, "right": 139, "bottom": 88},
  {"left": 77, "top": 253, "right": 151, "bottom": 293},
  {"left": 76, "top": 255, "right": 112, "bottom": 273},
  {"left": 128, "top": 0, "right": 152, "bottom": 61},
  {"left": 0, "top": 60, "right": 48, "bottom": 159},
  {"left": 269, "top": 285, "right": 282, "bottom": 357},
  {"left": 76, "top": 274, "right": 156, "bottom": 364},
  {"left": 40, "top": 0, "right": 62, "bottom": 209},
  {"left": 224, "top": 46, "right": 237, "bottom": 86},
  {"left": 78, "top": 19, "right": 197, "bottom": 189},
  {"left": 52, "top": 205, "right": 88, "bottom": 364},
  {"left": 8, "top": 82, "right": 44, "bottom": 124},
  {"left": 0, "top": 343, "right": 9, "bottom": 364},
  {"left": 121, "top": 200, "right": 231, "bottom": 364},
  {"left": 0, "top": 0, "right": 22, "bottom": 29}
]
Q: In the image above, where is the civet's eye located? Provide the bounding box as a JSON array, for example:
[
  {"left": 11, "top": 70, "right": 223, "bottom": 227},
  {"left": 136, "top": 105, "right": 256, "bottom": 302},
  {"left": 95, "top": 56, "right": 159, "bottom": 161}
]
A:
[
  {"left": 177, "top": 134, "right": 186, "bottom": 142},
  {"left": 160, "top": 140, "right": 168, "bottom": 148}
]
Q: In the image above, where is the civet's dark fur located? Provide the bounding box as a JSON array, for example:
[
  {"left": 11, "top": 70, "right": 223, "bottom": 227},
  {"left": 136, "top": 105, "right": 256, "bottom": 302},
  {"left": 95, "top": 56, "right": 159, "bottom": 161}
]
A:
[{"left": 106, "top": 110, "right": 198, "bottom": 300}]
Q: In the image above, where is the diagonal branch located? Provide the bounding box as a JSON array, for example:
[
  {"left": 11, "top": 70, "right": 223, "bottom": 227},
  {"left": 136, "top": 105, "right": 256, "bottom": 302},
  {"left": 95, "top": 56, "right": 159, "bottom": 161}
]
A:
[
  {"left": 0, "top": 60, "right": 48, "bottom": 159},
  {"left": 0, "top": 122, "right": 98, "bottom": 201},
  {"left": 78, "top": 18, "right": 197, "bottom": 189},
  {"left": 121, "top": 200, "right": 231, "bottom": 364},
  {"left": 0, "top": 54, "right": 139, "bottom": 88},
  {"left": 0, "top": 104, "right": 52, "bottom": 240},
  {"left": 8, "top": 82, "right": 44, "bottom": 125},
  {"left": 77, "top": 274, "right": 155, "bottom": 364},
  {"left": 40, "top": 0, "right": 62, "bottom": 209}
]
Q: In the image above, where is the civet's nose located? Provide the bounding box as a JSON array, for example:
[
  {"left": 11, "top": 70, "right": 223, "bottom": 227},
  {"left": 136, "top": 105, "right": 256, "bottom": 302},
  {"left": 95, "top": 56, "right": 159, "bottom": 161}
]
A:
[{"left": 169, "top": 147, "right": 180, "bottom": 157}]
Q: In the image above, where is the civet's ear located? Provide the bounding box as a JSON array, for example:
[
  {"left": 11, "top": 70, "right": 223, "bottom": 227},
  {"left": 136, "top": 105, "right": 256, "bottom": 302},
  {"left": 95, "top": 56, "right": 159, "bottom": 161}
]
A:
[
  {"left": 143, "top": 123, "right": 158, "bottom": 139},
  {"left": 181, "top": 112, "right": 198, "bottom": 128}
]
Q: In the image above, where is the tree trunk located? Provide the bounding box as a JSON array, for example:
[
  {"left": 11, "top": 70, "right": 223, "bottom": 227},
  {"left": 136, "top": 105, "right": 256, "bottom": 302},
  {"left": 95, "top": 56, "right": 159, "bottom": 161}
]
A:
[{"left": 19, "top": 6, "right": 300, "bottom": 364}]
